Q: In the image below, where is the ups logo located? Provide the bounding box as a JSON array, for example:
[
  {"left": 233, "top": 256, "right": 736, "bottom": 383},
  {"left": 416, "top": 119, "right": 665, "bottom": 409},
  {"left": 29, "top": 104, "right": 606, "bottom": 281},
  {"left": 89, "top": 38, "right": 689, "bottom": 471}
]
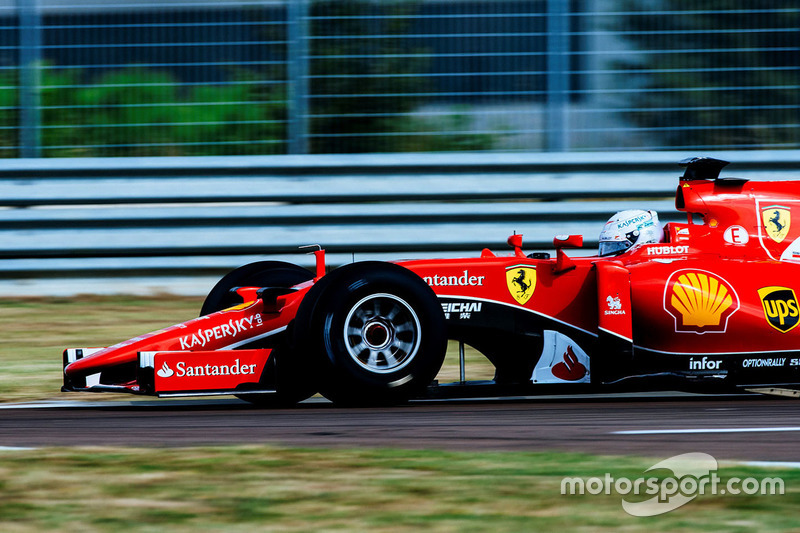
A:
[{"left": 758, "top": 286, "right": 800, "bottom": 333}]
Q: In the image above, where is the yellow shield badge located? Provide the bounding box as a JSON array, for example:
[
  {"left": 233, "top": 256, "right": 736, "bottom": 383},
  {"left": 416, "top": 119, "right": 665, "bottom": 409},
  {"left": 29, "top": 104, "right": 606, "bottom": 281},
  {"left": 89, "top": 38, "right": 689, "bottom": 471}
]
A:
[
  {"left": 506, "top": 265, "right": 536, "bottom": 305},
  {"left": 762, "top": 206, "right": 791, "bottom": 243}
]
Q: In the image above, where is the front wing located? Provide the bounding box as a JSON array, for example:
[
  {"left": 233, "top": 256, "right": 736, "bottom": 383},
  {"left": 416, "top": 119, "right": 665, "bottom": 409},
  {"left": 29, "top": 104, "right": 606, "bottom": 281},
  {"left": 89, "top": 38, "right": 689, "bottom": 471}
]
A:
[{"left": 64, "top": 348, "right": 276, "bottom": 397}]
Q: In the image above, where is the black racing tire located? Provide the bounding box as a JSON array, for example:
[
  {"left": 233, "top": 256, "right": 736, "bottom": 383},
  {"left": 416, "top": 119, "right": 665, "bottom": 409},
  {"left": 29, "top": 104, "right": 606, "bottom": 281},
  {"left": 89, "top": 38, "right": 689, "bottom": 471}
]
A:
[
  {"left": 293, "top": 262, "right": 447, "bottom": 406},
  {"left": 200, "top": 260, "right": 313, "bottom": 316},
  {"left": 200, "top": 261, "right": 315, "bottom": 407}
]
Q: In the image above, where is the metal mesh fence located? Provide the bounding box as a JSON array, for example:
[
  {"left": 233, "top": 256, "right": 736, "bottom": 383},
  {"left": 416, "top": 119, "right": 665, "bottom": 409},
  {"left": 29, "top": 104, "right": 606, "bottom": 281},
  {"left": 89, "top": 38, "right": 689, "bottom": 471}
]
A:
[{"left": 4, "top": 0, "right": 800, "bottom": 156}]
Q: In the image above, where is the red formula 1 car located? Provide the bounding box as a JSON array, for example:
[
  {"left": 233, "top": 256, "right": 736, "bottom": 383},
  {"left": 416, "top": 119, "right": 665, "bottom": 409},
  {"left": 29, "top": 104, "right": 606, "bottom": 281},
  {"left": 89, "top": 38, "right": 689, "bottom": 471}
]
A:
[{"left": 63, "top": 157, "right": 800, "bottom": 405}]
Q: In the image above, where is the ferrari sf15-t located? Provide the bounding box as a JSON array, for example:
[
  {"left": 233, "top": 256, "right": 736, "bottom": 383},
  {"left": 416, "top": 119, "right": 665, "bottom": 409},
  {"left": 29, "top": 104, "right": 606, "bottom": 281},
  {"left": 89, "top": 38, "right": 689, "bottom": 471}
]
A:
[{"left": 62, "top": 157, "right": 800, "bottom": 405}]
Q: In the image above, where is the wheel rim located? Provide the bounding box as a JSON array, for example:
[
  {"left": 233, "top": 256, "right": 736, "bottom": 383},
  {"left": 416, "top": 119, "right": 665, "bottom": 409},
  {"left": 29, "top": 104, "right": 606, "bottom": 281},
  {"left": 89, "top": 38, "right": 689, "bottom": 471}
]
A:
[{"left": 343, "top": 293, "right": 422, "bottom": 374}]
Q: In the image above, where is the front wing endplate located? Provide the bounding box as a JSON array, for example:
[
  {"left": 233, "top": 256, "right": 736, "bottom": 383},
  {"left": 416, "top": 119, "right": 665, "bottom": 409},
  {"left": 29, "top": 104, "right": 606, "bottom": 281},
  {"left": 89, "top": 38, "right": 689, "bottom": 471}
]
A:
[{"left": 139, "top": 349, "right": 273, "bottom": 396}]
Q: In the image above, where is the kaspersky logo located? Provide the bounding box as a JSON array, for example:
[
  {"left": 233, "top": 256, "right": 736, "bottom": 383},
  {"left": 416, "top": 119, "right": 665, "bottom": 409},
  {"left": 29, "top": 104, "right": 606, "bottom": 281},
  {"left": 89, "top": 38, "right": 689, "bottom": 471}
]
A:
[
  {"left": 759, "top": 286, "right": 800, "bottom": 333},
  {"left": 506, "top": 265, "right": 536, "bottom": 305},
  {"left": 664, "top": 270, "right": 739, "bottom": 334}
]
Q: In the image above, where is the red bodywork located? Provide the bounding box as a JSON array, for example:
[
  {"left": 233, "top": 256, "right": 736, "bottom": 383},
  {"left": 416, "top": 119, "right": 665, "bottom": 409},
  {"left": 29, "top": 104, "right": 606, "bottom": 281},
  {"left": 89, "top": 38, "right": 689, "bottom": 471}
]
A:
[
  {"left": 63, "top": 159, "right": 800, "bottom": 398},
  {"left": 63, "top": 287, "right": 312, "bottom": 395}
]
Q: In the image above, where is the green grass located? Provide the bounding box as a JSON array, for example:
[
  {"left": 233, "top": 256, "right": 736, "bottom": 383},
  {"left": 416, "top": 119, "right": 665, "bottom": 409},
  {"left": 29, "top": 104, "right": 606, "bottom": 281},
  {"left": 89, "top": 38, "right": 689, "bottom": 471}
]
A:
[
  {"left": 0, "top": 296, "right": 201, "bottom": 402},
  {"left": 0, "top": 446, "right": 797, "bottom": 532}
]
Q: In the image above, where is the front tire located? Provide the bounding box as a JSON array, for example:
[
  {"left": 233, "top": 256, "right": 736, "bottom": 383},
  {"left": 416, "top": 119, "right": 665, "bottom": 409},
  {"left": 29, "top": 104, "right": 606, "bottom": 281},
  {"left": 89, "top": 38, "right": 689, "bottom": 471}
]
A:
[
  {"left": 201, "top": 261, "right": 315, "bottom": 407},
  {"left": 294, "top": 262, "right": 447, "bottom": 406},
  {"left": 201, "top": 260, "right": 313, "bottom": 316}
]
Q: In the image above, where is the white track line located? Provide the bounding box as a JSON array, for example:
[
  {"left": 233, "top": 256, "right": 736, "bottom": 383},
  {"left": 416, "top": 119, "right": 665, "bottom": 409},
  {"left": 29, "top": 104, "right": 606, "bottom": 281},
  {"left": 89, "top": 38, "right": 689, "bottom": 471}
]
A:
[
  {"left": 740, "top": 461, "right": 800, "bottom": 469},
  {"left": 614, "top": 427, "right": 800, "bottom": 435},
  {"left": 0, "top": 401, "right": 126, "bottom": 410}
]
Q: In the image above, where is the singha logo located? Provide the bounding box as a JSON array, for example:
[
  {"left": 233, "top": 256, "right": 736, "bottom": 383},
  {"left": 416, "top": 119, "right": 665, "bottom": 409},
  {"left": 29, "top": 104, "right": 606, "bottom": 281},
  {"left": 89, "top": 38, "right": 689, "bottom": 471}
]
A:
[{"left": 607, "top": 295, "right": 622, "bottom": 310}]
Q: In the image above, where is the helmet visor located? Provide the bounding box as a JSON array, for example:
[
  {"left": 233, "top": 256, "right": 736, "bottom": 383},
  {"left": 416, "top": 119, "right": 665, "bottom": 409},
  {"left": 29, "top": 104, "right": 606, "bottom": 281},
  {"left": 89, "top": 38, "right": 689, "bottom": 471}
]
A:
[{"left": 599, "top": 240, "right": 631, "bottom": 257}]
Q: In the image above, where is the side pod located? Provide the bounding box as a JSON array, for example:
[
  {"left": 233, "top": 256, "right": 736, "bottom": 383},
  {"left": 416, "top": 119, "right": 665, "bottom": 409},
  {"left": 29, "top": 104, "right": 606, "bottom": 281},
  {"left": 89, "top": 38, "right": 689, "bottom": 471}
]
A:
[{"left": 595, "top": 261, "right": 634, "bottom": 382}]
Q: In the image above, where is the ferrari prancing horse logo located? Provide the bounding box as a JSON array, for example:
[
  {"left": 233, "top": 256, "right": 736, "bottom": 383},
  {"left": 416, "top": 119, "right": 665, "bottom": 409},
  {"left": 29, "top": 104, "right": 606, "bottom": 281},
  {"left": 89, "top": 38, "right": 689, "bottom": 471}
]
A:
[
  {"left": 762, "top": 206, "right": 791, "bottom": 243},
  {"left": 506, "top": 265, "right": 536, "bottom": 305}
]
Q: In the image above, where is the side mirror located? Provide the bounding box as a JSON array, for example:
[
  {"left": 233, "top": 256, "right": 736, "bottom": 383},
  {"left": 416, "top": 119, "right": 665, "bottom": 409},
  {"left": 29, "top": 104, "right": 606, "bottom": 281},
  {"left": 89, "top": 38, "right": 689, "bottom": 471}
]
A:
[
  {"left": 552, "top": 235, "right": 582, "bottom": 274},
  {"left": 553, "top": 234, "right": 583, "bottom": 249},
  {"left": 507, "top": 234, "right": 526, "bottom": 258}
]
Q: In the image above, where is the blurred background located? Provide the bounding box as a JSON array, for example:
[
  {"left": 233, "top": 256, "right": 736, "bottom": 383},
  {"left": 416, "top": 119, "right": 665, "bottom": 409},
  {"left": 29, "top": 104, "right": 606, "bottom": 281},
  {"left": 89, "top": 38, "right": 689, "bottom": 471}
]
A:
[
  {"left": 2, "top": 0, "right": 800, "bottom": 294},
  {"left": 4, "top": 0, "right": 798, "bottom": 157}
]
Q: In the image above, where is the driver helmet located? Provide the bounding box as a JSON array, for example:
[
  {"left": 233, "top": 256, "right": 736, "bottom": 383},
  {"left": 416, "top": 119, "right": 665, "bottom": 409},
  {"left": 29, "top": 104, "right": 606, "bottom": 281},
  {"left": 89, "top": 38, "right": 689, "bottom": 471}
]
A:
[{"left": 598, "top": 209, "right": 664, "bottom": 257}]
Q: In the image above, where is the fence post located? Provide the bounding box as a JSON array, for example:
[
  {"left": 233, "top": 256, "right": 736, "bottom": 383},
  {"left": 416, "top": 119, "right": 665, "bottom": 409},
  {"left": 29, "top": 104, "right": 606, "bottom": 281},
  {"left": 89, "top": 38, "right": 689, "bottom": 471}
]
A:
[
  {"left": 18, "top": 0, "right": 41, "bottom": 158},
  {"left": 287, "top": 0, "right": 310, "bottom": 154},
  {"left": 546, "top": 0, "right": 569, "bottom": 152}
]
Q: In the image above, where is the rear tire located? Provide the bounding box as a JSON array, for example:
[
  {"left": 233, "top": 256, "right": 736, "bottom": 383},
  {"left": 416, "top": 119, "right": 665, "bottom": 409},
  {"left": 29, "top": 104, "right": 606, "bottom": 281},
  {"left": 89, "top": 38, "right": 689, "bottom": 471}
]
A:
[
  {"left": 200, "top": 261, "right": 315, "bottom": 407},
  {"left": 294, "top": 262, "right": 447, "bottom": 406}
]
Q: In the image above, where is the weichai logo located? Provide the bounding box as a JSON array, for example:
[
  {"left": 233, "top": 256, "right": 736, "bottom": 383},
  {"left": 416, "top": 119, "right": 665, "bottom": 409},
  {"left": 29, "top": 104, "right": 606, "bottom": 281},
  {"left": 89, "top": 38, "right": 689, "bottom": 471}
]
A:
[
  {"left": 664, "top": 270, "right": 739, "bottom": 334},
  {"left": 758, "top": 286, "right": 799, "bottom": 333}
]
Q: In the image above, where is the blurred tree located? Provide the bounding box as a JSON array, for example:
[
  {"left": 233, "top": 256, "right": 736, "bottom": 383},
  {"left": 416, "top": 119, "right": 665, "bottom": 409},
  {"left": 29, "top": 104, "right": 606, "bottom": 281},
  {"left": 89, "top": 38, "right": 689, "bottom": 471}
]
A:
[
  {"left": 0, "top": 70, "right": 18, "bottom": 156},
  {"left": 38, "top": 66, "right": 284, "bottom": 157},
  {"left": 308, "top": 1, "right": 430, "bottom": 153},
  {"left": 0, "top": 1, "right": 501, "bottom": 157},
  {"left": 613, "top": 0, "right": 800, "bottom": 149}
]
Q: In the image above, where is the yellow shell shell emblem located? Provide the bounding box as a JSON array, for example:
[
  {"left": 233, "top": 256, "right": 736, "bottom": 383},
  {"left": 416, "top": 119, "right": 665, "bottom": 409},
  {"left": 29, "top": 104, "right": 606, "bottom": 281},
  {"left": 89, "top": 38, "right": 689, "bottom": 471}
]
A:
[
  {"left": 762, "top": 206, "right": 790, "bottom": 243},
  {"left": 665, "top": 270, "right": 739, "bottom": 333},
  {"left": 506, "top": 265, "right": 536, "bottom": 305}
]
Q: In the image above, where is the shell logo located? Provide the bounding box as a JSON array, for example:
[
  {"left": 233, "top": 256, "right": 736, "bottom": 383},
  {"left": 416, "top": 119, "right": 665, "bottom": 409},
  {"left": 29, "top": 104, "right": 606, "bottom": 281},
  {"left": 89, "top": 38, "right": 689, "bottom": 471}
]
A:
[{"left": 664, "top": 270, "right": 739, "bottom": 334}]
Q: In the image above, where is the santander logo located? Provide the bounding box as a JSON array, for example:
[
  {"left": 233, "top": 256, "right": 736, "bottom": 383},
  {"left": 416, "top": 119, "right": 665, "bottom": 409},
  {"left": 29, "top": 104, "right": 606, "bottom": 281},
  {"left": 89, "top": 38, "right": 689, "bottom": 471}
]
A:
[
  {"left": 551, "top": 346, "right": 587, "bottom": 381},
  {"left": 150, "top": 350, "right": 268, "bottom": 394},
  {"left": 156, "top": 362, "right": 174, "bottom": 378},
  {"left": 530, "top": 330, "right": 591, "bottom": 384},
  {"left": 154, "top": 358, "right": 259, "bottom": 379}
]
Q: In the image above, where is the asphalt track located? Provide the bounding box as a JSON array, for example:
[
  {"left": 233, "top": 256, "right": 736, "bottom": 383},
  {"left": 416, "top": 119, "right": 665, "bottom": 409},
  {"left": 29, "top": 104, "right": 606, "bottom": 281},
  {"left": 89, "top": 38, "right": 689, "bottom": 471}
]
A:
[{"left": 1, "top": 393, "right": 800, "bottom": 461}]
